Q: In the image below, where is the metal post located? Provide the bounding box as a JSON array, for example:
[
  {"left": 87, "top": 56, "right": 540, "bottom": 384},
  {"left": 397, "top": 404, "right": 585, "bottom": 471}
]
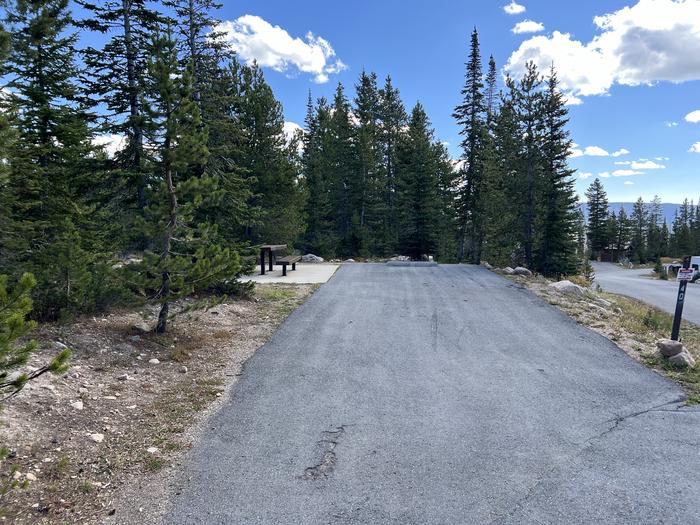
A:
[
  {"left": 260, "top": 248, "right": 266, "bottom": 275},
  {"left": 269, "top": 251, "right": 274, "bottom": 271},
  {"left": 671, "top": 256, "right": 691, "bottom": 341}
]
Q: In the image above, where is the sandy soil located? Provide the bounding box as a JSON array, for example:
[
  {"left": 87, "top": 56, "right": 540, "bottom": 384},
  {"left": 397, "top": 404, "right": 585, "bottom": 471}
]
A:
[{"left": 0, "top": 284, "right": 315, "bottom": 524}]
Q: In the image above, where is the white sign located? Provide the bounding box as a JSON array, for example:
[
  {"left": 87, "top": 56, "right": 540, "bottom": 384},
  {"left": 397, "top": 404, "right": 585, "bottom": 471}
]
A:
[{"left": 677, "top": 268, "right": 695, "bottom": 282}]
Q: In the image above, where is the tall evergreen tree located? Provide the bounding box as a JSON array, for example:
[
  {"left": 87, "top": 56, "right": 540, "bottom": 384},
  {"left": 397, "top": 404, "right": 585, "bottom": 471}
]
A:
[
  {"left": 630, "top": 197, "right": 648, "bottom": 263},
  {"left": 138, "top": 30, "right": 239, "bottom": 333},
  {"left": 453, "top": 28, "right": 486, "bottom": 263},
  {"left": 301, "top": 93, "right": 336, "bottom": 256},
  {"left": 79, "top": 0, "right": 163, "bottom": 232},
  {"left": 377, "top": 75, "right": 407, "bottom": 253},
  {"left": 535, "top": 67, "right": 578, "bottom": 276},
  {"left": 511, "top": 62, "right": 544, "bottom": 268},
  {"left": 395, "top": 103, "right": 441, "bottom": 258},
  {"left": 353, "top": 71, "right": 382, "bottom": 255},
  {"left": 2, "top": 0, "right": 110, "bottom": 319},
  {"left": 585, "top": 178, "right": 609, "bottom": 259}
]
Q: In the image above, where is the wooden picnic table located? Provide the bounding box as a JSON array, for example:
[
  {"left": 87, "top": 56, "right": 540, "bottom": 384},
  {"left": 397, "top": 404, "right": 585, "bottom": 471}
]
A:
[{"left": 259, "top": 244, "right": 287, "bottom": 275}]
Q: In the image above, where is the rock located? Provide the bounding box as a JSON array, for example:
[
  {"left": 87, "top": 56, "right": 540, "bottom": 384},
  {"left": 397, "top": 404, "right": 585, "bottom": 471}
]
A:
[
  {"left": 389, "top": 255, "right": 411, "bottom": 262},
  {"left": 482, "top": 262, "right": 493, "bottom": 270},
  {"left": 549, "top": 280, "right": 585, "bottom": 297},
  {"left": 129, "top": 335, "right": 141, "bottom": 343},
  {"left": 117, "top": 374, "right": 129, "bottom": 381},
  {"left": 146, "top": 446, "right": 159, "bottom": 454},
  {"left": 148, "top": 358, "right": 160, "bottom": 365},
  {"left": 502, "top": 267, "right": 515, "bottom": 275},
  {"left": 25, "top": 473, "right": 37, "bottom": 482},
  {"left": 179, "top": 365, "right": 188, "bottom": 374},
  {"left": 79, "top": 387, "right": 88, "bottom": 394},
  {"left": 513, "top": 267, "right": 532, "bottom": 277},
  {"left": 668, "top": 350, "right": 696, "bottom": 369},
  {"left": 41, "top": 384, "right": 56, "bottom": 393},
  {"left": 116, "top": 343, "right": 137, "bottom": 354},
  {"left": 12, "top": 471, "right": 22, "bottom": 481},
  {"left": 344, "top": 259, "right": 355, "bottom": 263},
  {"left": 70, "top": 400, "right": 84, "bottom": 411},
  {"left": 53, "top": 341, "right": 68, "bottom": 351},
  {"left": 89, "top": 433, "right": 104, "bottom": 443},
  {"left": 132, "top": 322, "right": 151, "bottom": 334},
  {"left": 301, "top": 254, "right": 324, "bottom": 263},
  {"left": 656, "top": 339, "right": 684, "bottom": 358}
]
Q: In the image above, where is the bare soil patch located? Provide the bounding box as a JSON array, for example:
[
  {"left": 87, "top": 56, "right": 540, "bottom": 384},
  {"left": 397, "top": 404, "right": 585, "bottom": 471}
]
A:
[{"left": 0, "top": 284, "right": 315, "bottom": 524}]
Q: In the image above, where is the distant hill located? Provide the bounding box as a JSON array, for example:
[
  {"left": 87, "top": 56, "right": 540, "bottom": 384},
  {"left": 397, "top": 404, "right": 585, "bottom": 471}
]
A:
[{"left": 580, "top": 202, "right": 680, "bottom": 226}]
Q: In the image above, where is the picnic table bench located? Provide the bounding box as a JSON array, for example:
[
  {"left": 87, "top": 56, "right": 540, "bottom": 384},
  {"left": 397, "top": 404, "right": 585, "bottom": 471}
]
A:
[
  {"left": 259, "top": 244, "right": 287, "bottom": 275},
  {"left": 277, "top": 255, "right": 301, "bottom": 276}
]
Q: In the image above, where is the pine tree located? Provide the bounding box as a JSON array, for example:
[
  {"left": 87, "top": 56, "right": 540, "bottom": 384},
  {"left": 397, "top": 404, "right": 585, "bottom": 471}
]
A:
[
  {"left": 453, "top": 28, "right": 486, "bottom": 263},
  {"left": 630, "top": 197, "right": 648, "bottom": 263},
  {"left": 482, "top": 85, "right": 521, "bottom": 266},
  {"left": 328, "top": 83, "right": 357, "bottom": 255},
  {"left": 512, "top": 62, "right": 544, "bottom": 268},
  {"left": 377, "top": 76, "right": 407, "bottom": 253},
  {"left": 353, "top": 71, "right": 383, "bottom": 255},
  {"left": 0, "top": 273, "right": 70, "bottom": 401},
  {"left": 395, "top": 103, "right": 440, "bottom": 259},
  {"left": 614, "top": 207, "right": 631, "bottom": 256},
  {"left": 79, "top": 0, "right": 163, "bottom": 234},
  {"left": 536, "top": 67, "right": 578, "bottom": 276},
  {"left": 236, "top": 64, "right": 305, "bottom": 245},
  {"left": 138, "top": 29, "right": 239, "bottom": 333},
  {"left": 585, "top": 178, "right": 609, "bottom": 259},
  {"left": 2, "top": 0, "right": 112, "bottom": 319},
  {"left": 302, "top": 93, "right": 336, "bottom": 256}
]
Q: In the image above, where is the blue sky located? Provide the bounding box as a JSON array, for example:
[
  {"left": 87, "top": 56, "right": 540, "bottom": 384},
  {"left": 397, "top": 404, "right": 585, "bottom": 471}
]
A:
[{"left": 213, "top": 0, "right": 700, "bottom": 203}]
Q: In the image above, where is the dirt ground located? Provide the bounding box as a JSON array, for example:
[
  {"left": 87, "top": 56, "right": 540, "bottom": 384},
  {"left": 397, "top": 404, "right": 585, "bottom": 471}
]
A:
[{"left": 0, "top": 284, "right": 315, "bottom": 524}]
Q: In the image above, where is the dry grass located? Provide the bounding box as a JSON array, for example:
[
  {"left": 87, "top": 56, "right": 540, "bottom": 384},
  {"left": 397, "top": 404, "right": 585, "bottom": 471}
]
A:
[{"left": 0, "top": 284, "right": 316, "bottom": 524}]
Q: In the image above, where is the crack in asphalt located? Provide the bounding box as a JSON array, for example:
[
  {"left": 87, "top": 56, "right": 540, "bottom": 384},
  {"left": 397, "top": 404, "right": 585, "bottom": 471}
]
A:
[
  {"left": 301, "top": 426, "right": 346, "bottom": 481},
  {"left": 486, "top": 396, "right": 690, "bottom": 524}
]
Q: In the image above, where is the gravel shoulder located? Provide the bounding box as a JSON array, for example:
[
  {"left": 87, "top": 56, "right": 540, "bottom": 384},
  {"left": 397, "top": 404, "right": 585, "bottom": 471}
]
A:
[{"left": 0, "top": 284, "right": 316, "bottom": 524}]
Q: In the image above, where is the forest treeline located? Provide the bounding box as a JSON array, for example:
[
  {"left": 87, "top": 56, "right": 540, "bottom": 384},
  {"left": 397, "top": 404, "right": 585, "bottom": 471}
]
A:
[
  {"left": 0, "top": 1, "right": 583, "bottom": 330},
  {"left": 585, "top": 178, "right": 700, "bottom": 264}
]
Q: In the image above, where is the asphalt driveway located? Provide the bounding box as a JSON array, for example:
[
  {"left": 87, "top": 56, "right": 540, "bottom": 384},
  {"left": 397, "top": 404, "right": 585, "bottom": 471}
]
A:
[
  {"left": 167, "top": 264, "right": 700, "bottom": 524},
  {"left": 593, "top": 262, "right": 700, "bottom": 325}
]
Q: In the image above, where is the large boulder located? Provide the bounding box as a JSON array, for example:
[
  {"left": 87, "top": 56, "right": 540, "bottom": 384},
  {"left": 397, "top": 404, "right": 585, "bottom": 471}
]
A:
[
  {"left": 502, "top": 267, "right": 515, "bottom": 275},
  {"left": 668, "top": 350, "right": 696, "bottom": 369},
  {"left": 302, "top": 254, "right": 324, "bottom": 263},
  {"left": 549, "top": 280, "right": 585, "bottom": 297},
  {"left": 656, "top": 339, "right": 684, "bottom": 358},
  {"left": 513, "top": 267, "right": 532, "bottom": 277}
]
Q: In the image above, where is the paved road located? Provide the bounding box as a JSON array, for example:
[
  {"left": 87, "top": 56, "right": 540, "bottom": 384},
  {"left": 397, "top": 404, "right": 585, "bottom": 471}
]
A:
[
  {"left": 593, "top": 262, "right": 700, "bottom": 325},
  {"left": 168, "top": 264, "right": 700, "bottom": 524}
]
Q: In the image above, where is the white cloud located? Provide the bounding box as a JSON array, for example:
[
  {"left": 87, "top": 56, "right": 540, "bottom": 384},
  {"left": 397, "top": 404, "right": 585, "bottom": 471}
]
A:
[
  {"left": 613, "top": 169, "right": 644, "bottom": 176},
  {"left": 631, "top": 160, "right": 665, "bottom": 169},
  {"left": 611, "top": 148, "right": 630, "bottom": 157},
  {"left": 505, "top": 0, "right": 700, "bottom": 102},
  {"left": 216, "top": 15, "right": 347, "bottom": 84},
  {"left": 504, "top": 1, "right": 526, "bottom": 15},
  {"left": 92, "top": 133, "right": 126, "bottom": 158},
  {"left": 615, "top": 161, "right": 631, "bottom": 165},
  {"left": 690, "top": 142, "right": 700, "bottom": 153},
  {"left": 666, "top": 121, "right": 679, "bottom": 127},
  {"left": 624, "top": 181, "right": 635, "bottom": 185},
  {"left": 655, "top": 156, "right": 670, "bottom": 160},
  {"left": 512, "top": 20, "right": 545, "bottom": 34},
  {"left": 599, "top": 172, "right": 611, "bottom": 178},
  {"left": 686, "top": 110, "right": 700, "bottom": 123},
  {"left": 584, "top": 146, "right": 610, "bottom": 156},
  {"left": 579, "top": 172, "right": 594, "bottom": 179},
  {"left": 283, "top": 121, "right": 303, "bottom": 141}
]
